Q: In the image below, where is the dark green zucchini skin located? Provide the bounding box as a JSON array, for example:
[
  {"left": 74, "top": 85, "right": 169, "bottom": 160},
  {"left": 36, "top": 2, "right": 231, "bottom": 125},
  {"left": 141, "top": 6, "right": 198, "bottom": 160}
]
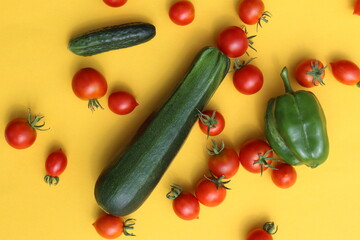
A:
[
  {"left": 94, "top": 47, "right": 230, "bottom": 216},
  {"left": 68, "top": 22, "right": 156, "bottom": 56}
]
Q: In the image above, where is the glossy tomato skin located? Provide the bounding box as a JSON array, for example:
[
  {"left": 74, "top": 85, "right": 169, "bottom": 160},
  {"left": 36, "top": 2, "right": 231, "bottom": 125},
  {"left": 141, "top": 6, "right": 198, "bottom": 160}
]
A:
[
  {"left": 108, "top": 91, "right": 138, "bottom": 115},
  {"left": 103, "top": 0, "right": 127, "bottom": 7},
  {"left": 5, "top": 118, "right": 36, "bottom": 149},
  {"left": 233, "top": 64, "right": 263, "bottom": 94},
  {"left": 45, "top": 149, "right": 67, "bottom": 177},
  {"left": 239, "top": 139, "right": 273, "bottom": 174},
  {"left": 354, "top": 0, "right": 360, "bottom": 15},
  {"left": 295, "top": 59, "right": 326, "bottom": 88},
  {"left": 93, "top": 214, "right": 125, "bottom": 239},
  {"left": 238, "top": 0, "right": 265, "bottom": 25},
  {"left": 72, "top": 68, "right": 108, "bottom": 100},
  {"left": 271, "top": 163, "right": 297, "bottom": 189},
  {"left": 330, "top": 60, "right": 360, "bottom": 85},
  {"left": 198, "top": 110, "right": 225, "bottom": 136},
  {"left": 208, "top": 148, "right": 240, "bottom": 179},
  {"left": 169, "top": 1, "right": 195, "bottom": 26},
  {"left": 195, "top": 178, "right": 227, "bottom": 207},
  {"left": 246, "top": 228, "right": 273, "bottom": 240},
  {"left": 173, "top": 192, "right": 200, "bottom": 220},
  {"left": 217, "top": 26, "right": 249, "bottom": 58}
]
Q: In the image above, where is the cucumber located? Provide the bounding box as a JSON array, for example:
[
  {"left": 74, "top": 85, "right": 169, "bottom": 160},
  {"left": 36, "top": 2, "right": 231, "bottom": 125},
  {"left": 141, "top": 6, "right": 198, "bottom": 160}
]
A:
[
  {"left": 68, "top": 22, "right": 156, "bottom": 56},
  {"left": 94, "top": 47, "right": 230, "bottom": 216}
]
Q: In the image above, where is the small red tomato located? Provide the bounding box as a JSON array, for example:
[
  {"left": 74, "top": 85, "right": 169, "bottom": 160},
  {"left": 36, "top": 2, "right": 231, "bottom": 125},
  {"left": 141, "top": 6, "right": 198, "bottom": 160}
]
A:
[
  {"left": 93, "top": 214, "right": 135, "bottom": 239},
  {"left": 354, "top": 0, "right": 360, "bottom": 15},
  {"left": 5, "top": 110, "right": 48, "bottom": 149},
  {"left": 108, "top": 91, "right": 138, "bottom": 115},
  {"left": 271, "top": 163, "right": 297, "bottom": 189},
  {"left": 72, "top": 68, "right": 108, "bottom": 111},
  {"left": 207, "top": 140, "right": 239, "bottom": 179},
  {"left": 103, "top": 0, "right": 127, "bottom": 8},
  {"left": 195, "top": 174, "right": 229, "bottom": 207},
  {"left": 239, "top": 139, "right": 276, "bottom": 174},
  {"left": 44, "top": 149, "right": 68, "bottom": 186},
  {"left": 198, "top": 110, "right": 225, "bottom": 137},
  {"left": 216, "top": 26, "right": 250, "bottom": 58},
  {"left": 169, "top": 1, "right": 195, "bottom": 26},
  {"left": 247, "top": 222, "right": 278, "bottom": 240},
  {"left": 238, "top": 0, "right": 264, "bottom": 25},
  {"left": 330, "top": 60, "right": 360, "bottom": 86},
  {"left": 233, "top": 58, "right": 263, "bottom": 94},
  {"left": 166, "top": 184, "right": 200, "bottom": 220},
  {"left": 295, "top": 59, "right": 326, "bottom": 87}
]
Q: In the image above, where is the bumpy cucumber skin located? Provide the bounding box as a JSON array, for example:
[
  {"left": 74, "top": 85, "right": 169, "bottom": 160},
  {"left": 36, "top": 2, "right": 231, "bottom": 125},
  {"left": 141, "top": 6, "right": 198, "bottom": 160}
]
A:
[
  {"left": 68, "top": 22, "right": 156, "bottom": 56},
  {"left": 94, "top": 47, "right": 230, "bottom": 216}
]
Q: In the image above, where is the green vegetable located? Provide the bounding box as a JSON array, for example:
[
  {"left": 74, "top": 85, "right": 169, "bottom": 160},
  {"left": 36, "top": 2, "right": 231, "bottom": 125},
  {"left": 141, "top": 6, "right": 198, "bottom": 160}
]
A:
[
  {"left": 94, "top": 47, "right": 230, "bottom": 216},
  {"left": 68, "top": 22, "right": 156, "bottom": 56},
  {"left": 265, "top": 67, "right": 329, "bottom": 168}
]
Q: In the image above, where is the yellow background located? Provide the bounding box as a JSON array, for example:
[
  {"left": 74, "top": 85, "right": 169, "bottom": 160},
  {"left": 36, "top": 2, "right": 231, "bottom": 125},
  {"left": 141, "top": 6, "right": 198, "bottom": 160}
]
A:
[{"left": 1, "top": 0, "right": 359, "bottom": 239}]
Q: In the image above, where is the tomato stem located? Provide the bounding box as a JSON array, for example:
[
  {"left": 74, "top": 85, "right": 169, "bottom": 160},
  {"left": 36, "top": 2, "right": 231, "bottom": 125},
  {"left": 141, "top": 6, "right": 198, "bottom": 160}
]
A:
[
  {"left": 197, "top": 109, "right": 218, "bottom": 137},
  {"left": 207, "top": 139, "right": 225, "bottom": 155},
  {"left": 166, "top": 184, "right": 183, "bottom": 200},
  {"left": 306, "top": 60, "right": 327, "bottom": 86},
  {"left": 88, "top": 99, "right": 104, "bottom": 111},
  {"left": 263, "top": 221, "right": 278, "bottom": 235},
  {"left": 229, "top": 57, "right": 257, "bottom": 73},
  {"left": 44, "top": 175, "right": 59, "bottom": 186},
  {"left": 356, "top": 81, "right": 360, "bottom": 88},
  {"left": 256, "top": 11, "right": 272, "bottom": 32},
  {"left": 204, "top": 171, "right": 231, "bottom": 190},
  {"left": 27, "top": 109, "right": 49, "bottom": 131},
  {"left": 253, "top": 149, "right": 279, "bottom": 176},
  {"left": 123, "top": 218, "right": 136, "bottom": 236}
]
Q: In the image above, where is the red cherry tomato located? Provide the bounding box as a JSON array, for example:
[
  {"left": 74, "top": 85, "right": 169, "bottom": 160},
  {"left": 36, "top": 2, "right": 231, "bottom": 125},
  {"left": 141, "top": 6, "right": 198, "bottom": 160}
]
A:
[
  {"left": 295, "top": 59, "right": 326, "bottom": 88},
  {"left": 330, "top": 60, "right": 360, "bottom": 86},
  {"left": 233, "top": 59, "right": 264, "bottom": 94},
  {"left": 207, "top": 140, "right": 240, "bottom": 179},
  {"left": 169, "top": 1, "right": 195, "bottom": 26},
  {"left": 216, "top": 26, "right": 249, "bottom": 58},
  {"left": 195, "top": 174, "right": 229, "bottom": 207},
  {"left": 108, "top": 91, "right": 138, "bottom": 115},
  {"left": 166, "top": 185, "right": 200, "bottom": 220},
  {"left": 354, "top": 0, "right": 360, "bottom": 15},
  {"left": 5, "top": 110, "right": 48, "bottom": 149},
  {"left": 198, "top": 110, "right": 225, "bottom": 137},
  {"left": 239, "top": 139, "right": 275, "bottom": 174},
  {"left": 93, "top": 214, "right": 135, "bottom": 239},
  {"left": 271, "top": 163, "right": 297, "bottom": 189},
  {"left": 44, "top": 149, "right": 68, "bottom": 186},
  {"left": 247, "top": 222, "right": 278, "bottom": 240},
  {"left": 238, "top": 0, "right": 265, "bottom": 25},
  {"left": 103, "top": 0, "right": 127, "bottom": 7},
  {"left": 72, "top": 68, "right": 108, "bottom": 111}
]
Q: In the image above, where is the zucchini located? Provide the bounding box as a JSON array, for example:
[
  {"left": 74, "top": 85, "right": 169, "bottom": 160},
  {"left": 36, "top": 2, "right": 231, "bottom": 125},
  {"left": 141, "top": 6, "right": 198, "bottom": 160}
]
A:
[
  {"left": 68, "top": 22, "right": 156, "bottom": 56},
  {"left": 94, "top": 47, "right": 230, "bottom": 216}
]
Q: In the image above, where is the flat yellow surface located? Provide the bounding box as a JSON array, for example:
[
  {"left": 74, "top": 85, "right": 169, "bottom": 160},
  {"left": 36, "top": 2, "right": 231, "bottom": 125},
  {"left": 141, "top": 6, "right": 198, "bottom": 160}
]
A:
[{"left": 1, "top": 0, "right": 359, "bottom": 239}]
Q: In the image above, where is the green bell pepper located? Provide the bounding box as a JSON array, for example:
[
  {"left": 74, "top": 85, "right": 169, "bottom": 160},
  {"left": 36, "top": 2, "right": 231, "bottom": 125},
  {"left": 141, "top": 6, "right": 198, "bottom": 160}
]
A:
[{"left": 265, "top": 67, "right": 329, "bottom": 168}]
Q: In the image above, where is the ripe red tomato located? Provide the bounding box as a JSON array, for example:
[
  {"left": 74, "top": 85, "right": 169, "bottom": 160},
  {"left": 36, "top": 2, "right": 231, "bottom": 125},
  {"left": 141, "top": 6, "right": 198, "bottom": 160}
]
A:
[
  {"left": 44, "top": 149, "right": 68, "bottom": 186},
  {"left": 198, "top": 110, "right": 225, "bottom": 136},
  {"left": 330, "top": 60, "right": 360, "bottom": 86},
  {"left": 5, "top": 111, "right": 48, "bottom": 149},
  {"left": 103, "top": 0, "right": 127, "bottom": 7},
  {"left": 72, "top": 68, "right": 108, "bottom": 111},
  {"left": 239, "top": 139, "right": 275, "bottom": 174},
  {"left": 271, "top": 163, "right": 297, "bottom": 189},
  {"left": 233, "top": 59, "right": 263, "bottom": 94},
  {"left": 108, "top": 91, "right": 138, "bottom": 115},
  {"left": 216, "top": 26, "right": 249, "bottom": 58},
  {"left": 238, "top": 0, "right": 265, "bottom": 25},
  {"left": 207, "top": 140, "right": 240, "bottom": 179},
  {"left": 295, "top": 59, "right": 326, "bottom": 87},
  {"left": 246, "top": 222, "right": 278, "bottom": 240},
  {"left": 354, "top": 0, "right": 360, "bottom": 15},
  {"left": 195, "top": 175, "right": 229, "bottom": 207},
  {"left": 169, "top": 1, "right": 195, "bottom": 26},
  {"left": 166, "top": 184, "right": 200, "bottom": 220},
  {"left": 93, "top": 214, "right": 135, "bottom": 239}
]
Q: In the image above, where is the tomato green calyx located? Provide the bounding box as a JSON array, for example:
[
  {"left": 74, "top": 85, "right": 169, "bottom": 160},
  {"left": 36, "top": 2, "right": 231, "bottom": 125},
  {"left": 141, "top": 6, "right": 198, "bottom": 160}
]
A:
[
  {"left": 263, "top": 221, "right": 278, "bottom": 235},
  {"left": 243, "top": 26, "right": 257, "bottom": 54},
  {"left": 166, "top": 184, "right": 183, "bottom": 200},
  {"left": 123, "top": 218, "right": 136, "bottom": 236},
  {"left": 27, "top": 109, "right": 49, "bottom": 131},
  {"left": 88, "top": 99, "right": 104, "bottom": 111},
  {"left": 356, "top": 81, "right": 360, "bottom": 88},
  {"left": 197, "top": 109, "right": 218, "bottom": 137},
  {"left": 207, "top": 139, "right": 225, "bottom": 155},
  {"left": 306, "top": 60, "right": 327, "bottom": 86},
  {"left": 230, "top": 57, "right": 257, "bottom": 73},
  {"left": 256, "top": 11, "right": 272, "bottom": 32},
  {"left": 253, "top": 149, "right": 279, "bottom": 175},
  {"left": 44, "top": 175, "right": 59, "bottom": 186},
  {"left": 204, "top": 171, "right": 231, "bottom": 190}
]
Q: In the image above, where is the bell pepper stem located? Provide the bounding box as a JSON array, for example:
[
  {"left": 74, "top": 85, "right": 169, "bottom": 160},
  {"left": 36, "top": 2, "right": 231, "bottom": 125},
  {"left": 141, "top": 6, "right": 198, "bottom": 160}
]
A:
[{"left": 280, "top": 67, "right": 294, "bottom": 93}]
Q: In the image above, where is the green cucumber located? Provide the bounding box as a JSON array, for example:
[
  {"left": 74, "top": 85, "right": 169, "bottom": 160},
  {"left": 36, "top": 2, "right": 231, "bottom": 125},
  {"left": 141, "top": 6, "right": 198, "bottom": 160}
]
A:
[
  {"left": 68, "top": 22, "right": 156, "bottom": 56},
  {"left": 94, "top": 47, "right": 230, "bottom": 216}
]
